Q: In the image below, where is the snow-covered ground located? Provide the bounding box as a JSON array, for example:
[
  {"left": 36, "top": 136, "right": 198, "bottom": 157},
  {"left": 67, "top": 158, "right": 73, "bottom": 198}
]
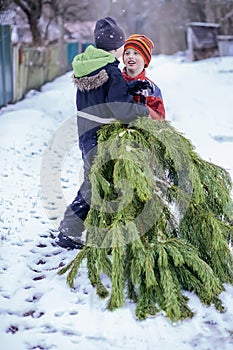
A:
[{"left": 0, "top": 54, "right": 233, "bottom": 350}]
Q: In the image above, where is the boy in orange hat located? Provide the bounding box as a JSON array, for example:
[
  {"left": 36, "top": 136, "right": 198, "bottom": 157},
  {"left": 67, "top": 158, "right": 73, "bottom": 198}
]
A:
[{"left": 122, "top": 34, "right": 165, "bottom": 120}]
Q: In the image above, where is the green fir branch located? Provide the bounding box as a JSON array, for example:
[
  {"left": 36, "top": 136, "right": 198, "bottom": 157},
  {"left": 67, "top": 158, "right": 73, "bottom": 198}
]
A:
[{"left": 58, "top": 117, "right": 233, "bottom": 321}]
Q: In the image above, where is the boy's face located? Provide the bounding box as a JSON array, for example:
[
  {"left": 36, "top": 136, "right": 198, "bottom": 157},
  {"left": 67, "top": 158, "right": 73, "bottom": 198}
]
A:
[{"left": 123, "top": 48, "right": 145, "bottom": 74}]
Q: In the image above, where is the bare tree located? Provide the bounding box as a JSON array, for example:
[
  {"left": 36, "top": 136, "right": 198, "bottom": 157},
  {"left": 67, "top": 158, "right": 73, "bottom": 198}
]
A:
[
  {"left": 13, "top": 0, "right": 43, "bottom": 43},
  {"left": 215, "top": 0, "right": 233, "bottom": 34},
  {"left": 5, "top": 0, "right": 233, "bottom": 54},
  {"left": 0, "top": 0, "right": 11, "bottom": 13},
  {"left": 42, "top": 0, "right": 86, "bottom": 71},
  {"left": 204, "top": 0, "right": 215, "bottom": 22}
]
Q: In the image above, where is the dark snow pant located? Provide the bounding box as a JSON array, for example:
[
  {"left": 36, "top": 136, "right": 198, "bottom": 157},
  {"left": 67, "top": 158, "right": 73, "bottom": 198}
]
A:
[{"left": 58, "top": 126, "right": 99, "bottom": 241}]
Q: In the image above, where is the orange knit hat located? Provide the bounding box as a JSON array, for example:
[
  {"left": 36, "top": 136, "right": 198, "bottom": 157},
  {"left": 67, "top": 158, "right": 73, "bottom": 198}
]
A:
[{"left": 123, "top": 34, "right": 154, "bottom": 68}]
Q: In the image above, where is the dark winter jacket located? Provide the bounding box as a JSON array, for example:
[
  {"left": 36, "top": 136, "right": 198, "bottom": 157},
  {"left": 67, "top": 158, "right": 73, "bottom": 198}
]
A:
[
  {"left": 122, "top": 68, "right": 165, "bottom": 120},
  {"left": 58, "top": 46, "right": 150, "bottom": 239},
  {"left": 72, "top": 45, "right": 149, "bottom": 138}
]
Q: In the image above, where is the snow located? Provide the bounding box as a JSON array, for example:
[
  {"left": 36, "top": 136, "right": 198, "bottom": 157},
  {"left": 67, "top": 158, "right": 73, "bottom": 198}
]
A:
[{"left": 0, "top": 55, "right": 233, "bottom": 350}]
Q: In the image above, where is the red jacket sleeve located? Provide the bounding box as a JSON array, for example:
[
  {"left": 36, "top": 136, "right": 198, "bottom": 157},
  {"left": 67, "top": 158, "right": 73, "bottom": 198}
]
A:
[{"left": 146, "top": 95, "right": 166, "bottom": 120}]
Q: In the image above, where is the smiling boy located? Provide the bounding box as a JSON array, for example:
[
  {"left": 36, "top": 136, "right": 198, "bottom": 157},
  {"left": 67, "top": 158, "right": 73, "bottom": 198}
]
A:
[{"left": 122, "top": 34, "right": 165, "bottom": 120}]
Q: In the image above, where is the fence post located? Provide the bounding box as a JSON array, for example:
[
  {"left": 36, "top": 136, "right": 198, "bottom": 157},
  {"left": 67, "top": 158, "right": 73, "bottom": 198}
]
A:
[
  {"left": 0, "top": 25, "right": 13, "bottom": 107},
  {"left": 0, "top": 25, "right": 6, "bottom": 106},
  {"left": 66, "top": 41, "right": 79, "bottom": 70}
]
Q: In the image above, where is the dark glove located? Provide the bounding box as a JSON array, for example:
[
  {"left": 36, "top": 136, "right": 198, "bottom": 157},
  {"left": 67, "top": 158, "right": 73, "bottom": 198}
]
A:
[
  {"left": 127, "top": 80, "right": 153, "bottom": 94},
  {"left": 139, "top": 95, "right": 146, "bottom": 104}
]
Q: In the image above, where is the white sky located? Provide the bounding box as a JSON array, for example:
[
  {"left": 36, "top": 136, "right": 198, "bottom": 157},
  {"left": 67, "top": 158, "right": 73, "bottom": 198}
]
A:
[{"left": 0, "top": 54, "right": 233, "bottom": 350}]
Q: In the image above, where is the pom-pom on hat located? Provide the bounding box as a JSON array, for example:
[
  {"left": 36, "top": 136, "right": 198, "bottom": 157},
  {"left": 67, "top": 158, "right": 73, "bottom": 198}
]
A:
[
  {"left": 94, "top": 16, "right": 125, "bottom": 51},
  {"left": 123, "top": 34, "right": 154, "bottom": 67}
]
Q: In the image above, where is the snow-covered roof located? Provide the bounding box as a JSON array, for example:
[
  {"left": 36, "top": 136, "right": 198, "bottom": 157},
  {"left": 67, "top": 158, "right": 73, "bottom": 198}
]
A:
[{"left": 188, "top": 22, "right": 220, "bottom": 28}]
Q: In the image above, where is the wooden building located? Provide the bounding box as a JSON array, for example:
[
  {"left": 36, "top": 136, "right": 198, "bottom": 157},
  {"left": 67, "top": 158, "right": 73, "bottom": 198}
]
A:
[{"left": 187, "top": 22, "right": 220, "bottom": 61}]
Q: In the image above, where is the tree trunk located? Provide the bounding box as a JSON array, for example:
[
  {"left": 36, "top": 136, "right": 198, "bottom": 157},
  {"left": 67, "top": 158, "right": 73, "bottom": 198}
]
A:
[
  {"left": 205, "top": 0, "right": 215, "bottom": 23},
  {"left": 28, "top": 17, "right": 41, "bottom": 44},
  {"left": 57, "top": 15, "right": 66, "bottom": 74}
]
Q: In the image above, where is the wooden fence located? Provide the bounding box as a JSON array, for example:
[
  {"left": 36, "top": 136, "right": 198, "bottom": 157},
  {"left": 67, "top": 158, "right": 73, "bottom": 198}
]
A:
[
  {"left": 0, "top": 26, "right": 93, "bottom": 108},
  {"left": 12, "top": 43, "right": 67, "bottom": 103},
  {"left": 0, "top": 23, "right": 70, "bottom": 108}
]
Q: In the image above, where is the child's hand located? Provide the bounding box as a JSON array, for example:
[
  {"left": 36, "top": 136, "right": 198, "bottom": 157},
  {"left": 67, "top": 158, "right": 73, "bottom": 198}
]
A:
[{"left": 127, "top": 80, "right": 152, "bottom": 94}]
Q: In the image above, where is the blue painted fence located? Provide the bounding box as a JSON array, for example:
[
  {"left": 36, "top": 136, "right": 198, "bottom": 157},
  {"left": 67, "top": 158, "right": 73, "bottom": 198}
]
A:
[
  {"left": 66, "top": 42, "right": 94, "bottom": 70},
  {"left": 67, "top": 42, "right": 79, "bottom": 70},
  {"left": 0, "top": 25, "right": 13, "bottom": 107}
]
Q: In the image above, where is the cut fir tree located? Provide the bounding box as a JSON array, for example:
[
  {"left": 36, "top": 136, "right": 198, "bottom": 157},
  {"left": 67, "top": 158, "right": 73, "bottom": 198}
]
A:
[{"left": 59, "top": 117, "right": 233, "bottom": 321}]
